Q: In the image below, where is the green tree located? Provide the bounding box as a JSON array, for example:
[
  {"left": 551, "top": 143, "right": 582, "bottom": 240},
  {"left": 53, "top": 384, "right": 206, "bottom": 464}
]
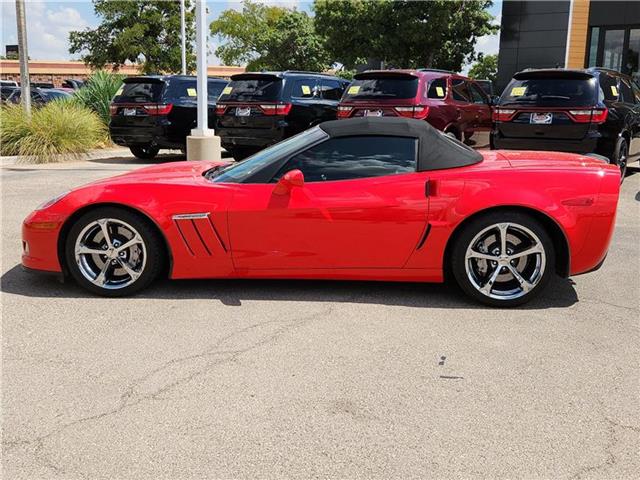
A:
[
  {"left": 314, "top": 0, "right": 498, "bottom": 71},
  {"left": 210, "top": 0, "right": 330, "bottom": 71},
  {"left": 468, "top": 54, "right": 498, "bottom": 83},
  {"left": 69, "top": 0, "right": 195, "bottom": 74}
]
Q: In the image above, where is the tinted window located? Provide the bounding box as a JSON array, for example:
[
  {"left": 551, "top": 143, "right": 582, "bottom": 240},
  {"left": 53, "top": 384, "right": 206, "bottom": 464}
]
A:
[
  {"left": 469, "top": 83, "right": 487, "bottom": 104},
  {"left": 427, "top": 78, "right": 447, "bottom": 99},
  {"left": 164, "top": 79, "right": 227, "bottom": 102},
  {"left": 598, "top": 74, "right": 619, "bottom": 101},
  {"left": 320, "top": 79, "right": 344, "bottom": 101},
  {"left": 210, "top": 127, "right": 328, "bottom": 183},
  {"left": 343, "top": 77, "right": 419, "bottom": 100},
  {"left": 619, "top": 77, "right": 635, "bottom": 103},
  {"left": 290, "top": 78, "right": 317, "bottom": 98},
  {"left": 218, "top": 77, "right": 282, "bottom": 102},
  {"left": 114, "top": 82, "right": 164, "bottom": 103},
  {"left": 274, "top": 136, "right": 417, "bottom": 182},
  {"left": 633, "top": 82, "right": 640, "bottom": 103},
  {"left": 452, "top": 79, "right": 471, "bottom": 102},
  {"left": 500, "top": 77, "right": 598, "bottom": 106}
]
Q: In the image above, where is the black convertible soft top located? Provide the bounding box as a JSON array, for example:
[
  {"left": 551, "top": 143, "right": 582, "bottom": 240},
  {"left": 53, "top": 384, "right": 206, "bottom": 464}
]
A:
[{"left": 319, "top": 117, "right": 482, "bottom": 171}]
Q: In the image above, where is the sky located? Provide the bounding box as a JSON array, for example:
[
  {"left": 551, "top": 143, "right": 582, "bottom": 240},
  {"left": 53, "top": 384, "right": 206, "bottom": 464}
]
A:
[{"left": 1, "top": 0, "right": 502, "bottom": 70}]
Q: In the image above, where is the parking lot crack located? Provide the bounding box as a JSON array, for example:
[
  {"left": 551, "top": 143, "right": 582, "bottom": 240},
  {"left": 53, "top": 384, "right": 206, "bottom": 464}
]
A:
[{"left": 2, "top": 305, "right": 333, "bottom": 476}]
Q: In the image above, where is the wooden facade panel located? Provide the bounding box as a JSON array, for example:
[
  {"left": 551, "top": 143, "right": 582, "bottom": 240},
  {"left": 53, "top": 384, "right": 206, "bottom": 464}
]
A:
[{"left": 567, "top": 0, "right": 591, "bottom": 68}]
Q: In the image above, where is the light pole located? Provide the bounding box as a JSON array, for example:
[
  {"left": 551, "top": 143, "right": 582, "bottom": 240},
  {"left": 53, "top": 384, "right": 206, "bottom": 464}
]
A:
[
  {"left": 186, "top": 0, "right": 221, "bottom": 161},
  {"left": 15, "top": 0, "right": 31, "bottom": 117},
  {"left": 180, "top": 0, "right": 186, "bottom": 75}
]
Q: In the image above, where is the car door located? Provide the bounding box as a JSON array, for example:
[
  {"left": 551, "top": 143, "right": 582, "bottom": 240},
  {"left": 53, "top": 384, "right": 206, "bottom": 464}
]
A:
[
  {"left": 317, "top": 78, "right": 347, "bottom": 121},
  {"left": 450, "top": 79, "right": 476, "bottom": 136},
  {"left": 620, "top": 77, "right": 640, "bottom": 161},
  {"left": 286, "top": 77, "right": 320, "bottom": 133},
  {"left": 227, "top": 135, "right": 430, "bottom": 271},
  {"left": 468, "top": 81, "right": 493, "bottom": 148}
]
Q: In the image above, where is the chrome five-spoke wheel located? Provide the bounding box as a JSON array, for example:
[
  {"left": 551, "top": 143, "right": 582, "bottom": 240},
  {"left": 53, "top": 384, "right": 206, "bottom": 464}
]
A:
[
  {"left": 465, "top": 222, "right": 545, "bottom": 301},
  {"left": 65, "top": 207, "right": 163, "bottom": 296},
  {"left": 75, "top": 218, "right": 146, "bottom": 289},
  {"left": 452, "top": 212, "right": 555, "bottom": 307}
]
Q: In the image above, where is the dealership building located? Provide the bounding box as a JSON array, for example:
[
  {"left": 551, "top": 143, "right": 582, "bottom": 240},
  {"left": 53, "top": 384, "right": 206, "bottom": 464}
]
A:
[{"left": 497, "top": 0, "right": 640, "bottom": 91}]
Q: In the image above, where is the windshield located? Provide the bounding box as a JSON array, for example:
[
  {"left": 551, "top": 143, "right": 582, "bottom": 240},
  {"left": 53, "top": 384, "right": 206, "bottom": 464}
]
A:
[
  {"left": 500, "top": 77, "right": 598, "bottom": 106},
  {"left": 218, "top": 77, "right": 282, "bottom": 102},
  {"left": 210, "top": 127, "right": 328, "bottom": 183},
  {"left": 343, "top": 77, "right": 419, "bottom": 100}
]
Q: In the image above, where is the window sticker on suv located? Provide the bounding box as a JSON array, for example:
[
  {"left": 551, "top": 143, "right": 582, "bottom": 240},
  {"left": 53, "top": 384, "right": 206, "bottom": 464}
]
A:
[
  {"left": 511, "top": 87, "right": 526, "bottom": 96},
  {"left": 348, "top": 85, "right": 360, "bottom": 94}
]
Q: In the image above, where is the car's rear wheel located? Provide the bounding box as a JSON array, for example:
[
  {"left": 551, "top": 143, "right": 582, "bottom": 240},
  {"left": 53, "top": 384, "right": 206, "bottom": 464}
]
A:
[
  {"left": 611, "top": 137, "right": 628, "bottom": 183},
  {"left": 451, "top": 211, "right": 555, "bottom": 307},
  {"left": 130, "top": 145, "right": 159, "bottom": 160},
  {"left": 65, "top": 207, "right": 164, "bottom": 296}
]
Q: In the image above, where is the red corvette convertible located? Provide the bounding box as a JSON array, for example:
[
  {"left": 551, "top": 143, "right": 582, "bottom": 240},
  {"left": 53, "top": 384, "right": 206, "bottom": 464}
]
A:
[{"left": 22, "top": 118, "right": 620, "bottom": 307}]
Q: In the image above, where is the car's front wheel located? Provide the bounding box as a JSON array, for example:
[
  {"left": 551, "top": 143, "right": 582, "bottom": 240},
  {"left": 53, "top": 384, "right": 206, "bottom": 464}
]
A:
[
  {"left": 451, "top": 211, "right": 555, "bottom": 307},
  {"left": 130, "top": 145, "right": 160, "bottom": 160},
  {"left": 65, "top": 207, "right": 164, "bottom": 296}
]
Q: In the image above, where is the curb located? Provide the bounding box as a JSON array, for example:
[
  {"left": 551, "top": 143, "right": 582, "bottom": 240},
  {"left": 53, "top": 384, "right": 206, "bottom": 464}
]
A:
[{"left": 0, "top": 147, "right": 133, "bottom": 166}]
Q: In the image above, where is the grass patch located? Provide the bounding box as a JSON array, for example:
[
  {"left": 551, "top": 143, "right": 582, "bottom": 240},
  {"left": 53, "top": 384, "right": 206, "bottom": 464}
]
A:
[{"left": 1, "top": 101, "right": 107, "bottom": 163}]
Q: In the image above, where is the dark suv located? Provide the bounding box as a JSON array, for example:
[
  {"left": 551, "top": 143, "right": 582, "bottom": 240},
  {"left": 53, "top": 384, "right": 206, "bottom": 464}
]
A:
[
  {"left": 109, "top": 75, "right": 228, "bottom": 159},
  {"left": 337, "top": 69, "right": 493, "bottom": 147},
  {"left": 215, "top": 71, "right": 349, "bottom": 160},
  {"left": 492, "top": 68, "right": 640, "bottom": 179}
]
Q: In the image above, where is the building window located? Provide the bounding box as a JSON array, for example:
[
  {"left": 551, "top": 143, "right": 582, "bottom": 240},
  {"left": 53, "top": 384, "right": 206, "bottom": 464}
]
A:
[
  {"left": 603, "top": 29, "right": 625, "bottom": 71},
  {"left": 628, "top": 29, "right": 640, "bottom": 82},
  {"left": 588, "top": 27, "right": 600, "bottom": 67},
  {"left": 587, "top": 26, "right": 640, "bottom": 83}
]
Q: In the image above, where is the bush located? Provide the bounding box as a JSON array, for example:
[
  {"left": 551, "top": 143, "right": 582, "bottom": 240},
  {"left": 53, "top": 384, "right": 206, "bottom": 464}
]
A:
[
  {"left": 0, "top": 101, "right": 107, "bottom": 163},
  {"left": 72, "top": 70, "right": 123, "bottom": 125}
]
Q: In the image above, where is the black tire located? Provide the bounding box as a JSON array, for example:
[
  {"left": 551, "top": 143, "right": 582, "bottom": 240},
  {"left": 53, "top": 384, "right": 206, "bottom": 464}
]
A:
[
  {"left": 64, "top": 207, "right": 164, "bottom": 297},
  {"left": 610, "top": 137, "right": 628, "bottom": 183},
  {"left": 130, "top": 145, "right": 160, "bottom": 160},
  {"left": 450, "top": 211, "right": 556, "bottom": 307}
]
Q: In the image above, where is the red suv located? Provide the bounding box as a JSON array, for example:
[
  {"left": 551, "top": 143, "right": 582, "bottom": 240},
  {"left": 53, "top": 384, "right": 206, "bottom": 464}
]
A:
[{"left": 337, "top": 69, "right": 493, "bottom": 147}]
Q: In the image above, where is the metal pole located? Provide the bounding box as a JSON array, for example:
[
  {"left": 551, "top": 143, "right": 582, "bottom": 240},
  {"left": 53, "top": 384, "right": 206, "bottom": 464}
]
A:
[
  {"left": 15, "top": 0, "right": 31, "bottom": 117},
  {"left": 180, "top": 0, "right": 187, "bottom": 75},
  {"left": 195, "top": 0, "right": 208, "bottom": 133}
]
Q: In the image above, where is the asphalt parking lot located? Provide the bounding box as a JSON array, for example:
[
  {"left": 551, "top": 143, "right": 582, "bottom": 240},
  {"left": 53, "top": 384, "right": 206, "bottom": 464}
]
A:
[{"left": 1, "top": 155, "right": 639, "bottom": 479}]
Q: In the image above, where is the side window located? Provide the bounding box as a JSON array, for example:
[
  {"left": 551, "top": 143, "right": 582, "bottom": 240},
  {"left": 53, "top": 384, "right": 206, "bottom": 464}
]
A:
[
  {"left": 633, "top": 82, "right": 640, "bottom": 103},
  {"left": 319, "top": 79, "right": 344, "bottom": 101},
  {"left": 290, "top": 78, "right": 317, "bottom": 99},
  {"left": 427, "top": 78, "right": 447, "bottom": 99},
  {"left": 599, "top": 74, "right": 619, "bottom": 101},
  {"left": 273, "top": 136, "right": 417, "bottom": 182},
  {"left": 208, "top": 81, "right": 226, "bottom": 100},
  {"left": 451, "top": 79, "right": 471, "bottom": 102},
  {"left": 469, "top": 83, "right": 488, "bottom": 104},
  {"left": 619, "top": 78, "right": 635, "bottom": 104}
]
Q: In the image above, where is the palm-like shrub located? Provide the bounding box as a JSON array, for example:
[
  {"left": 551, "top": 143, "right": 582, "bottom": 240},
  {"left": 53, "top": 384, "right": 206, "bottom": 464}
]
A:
[
  {"left": 72, "top": 70, "right": 123, "bottom": 125},
  {"left": 0, "top": 101, "right": 107, "bottom": 163}
]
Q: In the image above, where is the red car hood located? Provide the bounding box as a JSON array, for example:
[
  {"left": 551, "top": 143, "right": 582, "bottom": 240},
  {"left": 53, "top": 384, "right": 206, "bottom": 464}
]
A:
[{"left": 88, "top": 160, "right": 229, "bottom": 187}]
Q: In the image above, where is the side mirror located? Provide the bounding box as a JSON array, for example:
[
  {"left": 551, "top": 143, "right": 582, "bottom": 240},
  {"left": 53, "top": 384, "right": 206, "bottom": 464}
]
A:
[{"left": 274, "top": 169, "right": 304, "bottom": 195}]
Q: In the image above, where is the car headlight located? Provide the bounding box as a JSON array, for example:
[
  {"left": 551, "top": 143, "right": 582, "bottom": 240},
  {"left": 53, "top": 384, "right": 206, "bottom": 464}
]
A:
[{"left": 35, "top": 191, "right": 70, "bottom": 210}]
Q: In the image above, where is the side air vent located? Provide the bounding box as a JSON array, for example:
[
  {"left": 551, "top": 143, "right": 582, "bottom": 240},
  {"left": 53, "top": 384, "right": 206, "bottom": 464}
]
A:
[{"left": 172, "top": 213, "right": 227, "bottom": 257}]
